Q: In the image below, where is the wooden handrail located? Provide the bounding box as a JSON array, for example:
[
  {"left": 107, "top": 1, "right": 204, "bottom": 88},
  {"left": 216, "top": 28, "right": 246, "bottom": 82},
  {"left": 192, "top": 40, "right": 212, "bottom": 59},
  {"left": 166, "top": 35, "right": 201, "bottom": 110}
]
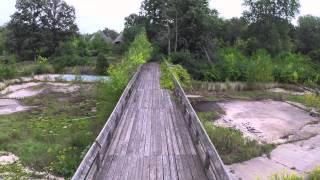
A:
[
  {"left": 166, "top": 62, "right": 231, "bottom": 180},
  {"left": 72, "top": 66, "right": 142, "bottom": 180}
]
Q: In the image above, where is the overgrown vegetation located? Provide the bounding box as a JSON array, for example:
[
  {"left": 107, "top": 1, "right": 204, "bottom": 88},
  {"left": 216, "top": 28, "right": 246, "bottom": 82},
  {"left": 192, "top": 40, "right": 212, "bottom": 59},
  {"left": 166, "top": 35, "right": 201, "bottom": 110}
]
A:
[
  {"left": 203, "top": 48, "right": 319, "bottom": 86},
  {"left": 124, "top": 0, "right": 320, "bottom": 88},
  {"left": 0, "top": 28, "right": 152, "bottom": 178},
  {"left": 0, "top": 87, "right": 96, "bottom": 177},
  {"left": 160, "top": 60, "right": 191, "bottom": 90},
  {"left": 270, "top": 167, "right": 320, "bottom": 180},
  {"left": 198, "top": 112, "right": 275, "bottom": 164}
]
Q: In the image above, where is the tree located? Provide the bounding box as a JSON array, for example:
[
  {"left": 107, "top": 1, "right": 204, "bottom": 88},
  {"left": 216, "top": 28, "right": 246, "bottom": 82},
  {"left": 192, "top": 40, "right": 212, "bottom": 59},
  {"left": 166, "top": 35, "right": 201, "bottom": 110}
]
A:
[
  {"left": 0, "top": 27, "right": 5, "bottom": 54},
  {"left": 6, "top": 0, "right": 78, "bottom": 60},
  {"left": 123, "top": 14, "right": 146, "bottom": 47},
  {"left": 296, "top": 15, "right": 320, "bottom": 55},
  {"left": 243, "top": 0, "right": 300, "bottom": 56},
  {"left": 41, "top": 0, "right": 78, "bottom": 55},
  {"left": 140, "top": 0, "right": 219, "bottom": 58}
]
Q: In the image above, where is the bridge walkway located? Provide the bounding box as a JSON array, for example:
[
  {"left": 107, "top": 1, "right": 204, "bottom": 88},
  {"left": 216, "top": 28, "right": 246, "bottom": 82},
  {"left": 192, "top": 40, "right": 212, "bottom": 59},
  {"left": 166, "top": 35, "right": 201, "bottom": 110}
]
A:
[{"left": 96, "top": 63, "right": 208, "bottom": 180}]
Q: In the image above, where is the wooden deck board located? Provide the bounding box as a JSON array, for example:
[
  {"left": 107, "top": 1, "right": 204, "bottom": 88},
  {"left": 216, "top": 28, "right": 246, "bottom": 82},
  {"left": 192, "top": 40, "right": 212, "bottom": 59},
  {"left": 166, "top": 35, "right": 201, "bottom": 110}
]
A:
[{"left": 96, "top": 63, "right": 208, "bottom": 180}]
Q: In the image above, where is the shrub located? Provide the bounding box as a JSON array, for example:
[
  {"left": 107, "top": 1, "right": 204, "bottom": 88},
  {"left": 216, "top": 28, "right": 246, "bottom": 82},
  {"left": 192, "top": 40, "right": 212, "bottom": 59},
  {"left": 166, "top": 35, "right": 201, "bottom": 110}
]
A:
[
  {"left": 0, "top": 54, "right": 17, "bottom": 80},
  {"left": 34, "top": 56, "right": 54, "bottom": 75},
  {"left": 218, "top": 48, "right": 248, "bottom": 81},
  {"left": 108, "top": 29, "right": 153, "bottom": 92},
  {"left": 309, "top": 167, "right": 320, "bottom": 180},
  {"left": 247, "top": 49, "right": 274, "bottom": 83},
  {"left": 96, "top": 53, "right": 109, "bottom": 75},
  {"left": 170, "top": 51, "right": 208, "bottom": 80},
  {"left": 125, "top": 29, "right": 153, "bottom": 66},
  {"left": 273, "top": 53, "right": 318, "bottom": 84},
  {"left": 160, "top": 62, "right": 174, "bottom": 90}
]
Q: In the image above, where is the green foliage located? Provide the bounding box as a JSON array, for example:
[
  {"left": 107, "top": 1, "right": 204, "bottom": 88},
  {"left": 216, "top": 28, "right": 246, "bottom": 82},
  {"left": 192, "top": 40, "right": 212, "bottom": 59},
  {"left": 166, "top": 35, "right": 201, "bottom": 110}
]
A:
[
  {"left": 309, "top": 167, "right": 320, "bottom": 180},
  {"left": 160, "top": 62, "right": 174, "bottom": 90},
  {"left": 247, "top": 50, "right": 274, "bottom": 82},
  {"left": 0, "top": 86, "right": 96, "bottom": 178},
  {"left": 108, "top": 29, "right": 153, "bottom": 93},
  {"left": 243, "top": 0, "right": 300, "bottom": 55},
  {"left": 198, "top": 112, "right": 275, "bottom": 164},
  {"left": 0, "top": 162, "right": 31, "bottom": 179},
  {"left": 34, "top": 56, "right": 54, "bottom": 75},
  {"left": 50, "top": 40, "right": 92, "bottom": 72},
  {"left": 215, "top": 48, "right": 248, "bottom": 81},
  {"left": 273, "top": 53, "right": 319, "bottom": 85},
  {"left": 125, "top": 29, "right": 153, "bottom": 66},
  {"left": 171, "top": 64, "right": 191, "bottom": 88},
  {"left": 160, "top": 60, "right": 191, "bottom": 90},
  {"left": 0, "top": 54, "right": 17, "bottom": 80},
  {"left": 287, "top": 94, "right": 320, "bottom": 112},
  {"left": 296, "top": 15, "right": 320, "bottom": 60},
  {"left": 271, "top": 172, "right": 303, "bottom": 180},
  {"left": 6, "top": 0, "right": 78, "bottom": 60},
  {"left": 49, "top": 147, "right": 83, "bottom": 177},
  {"left": 202, "top": 48, "right": 319, "bottom": 87},
  {"left": 96, "top": 53, "right": 110, "bottom": 75},
  {"left": 0, "top": 27, "right": 5, "bottom": 54}
]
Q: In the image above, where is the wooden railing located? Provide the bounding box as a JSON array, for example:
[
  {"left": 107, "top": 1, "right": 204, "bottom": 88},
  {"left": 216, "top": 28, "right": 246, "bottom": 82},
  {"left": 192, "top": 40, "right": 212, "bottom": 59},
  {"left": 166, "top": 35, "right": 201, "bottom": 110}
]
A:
[
  {"left": 167, "top": 63, "right": 231, "bottom": 180},
  {"left": 72, "top": 66, "right": 142, "bottom": 180}
]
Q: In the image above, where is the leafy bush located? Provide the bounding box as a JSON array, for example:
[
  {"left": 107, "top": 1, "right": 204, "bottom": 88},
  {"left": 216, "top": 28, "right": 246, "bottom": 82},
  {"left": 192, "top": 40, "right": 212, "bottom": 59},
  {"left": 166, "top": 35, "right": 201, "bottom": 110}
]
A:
[
  {"left": 50, "top": 41, "right": 92, "bottom": 72},
  {"left": 218, "top": 48, "right": 248, "bottom": 81},
  {"left": 160, "top": 60, "right": 191, "bottom": 90},
  {"left": 125, "top": 29, "right": 153, "bottom": 66},
  {"left": 108, "top": 29, "right": 153, "bottom": 92},
  {"left": 170, "top": 51, "right": 208, "bottom": 80},
  {"left": 34, "top": 56, "right": 54, "bottom": 74},
  {"left": 160, "top": 62, "right": 174, "bottom": 90},
  {"left": 247, "top": 49, "right": 274, "bottom": 82},
  {"left": 273, "top": 53, "right": 319, "bottom": 85},
  {"left": 0, "top": 54, "right": 17, "bottom": 80},
  {"left": 96, "top": 53, "right": 109, "bottom": 75}
]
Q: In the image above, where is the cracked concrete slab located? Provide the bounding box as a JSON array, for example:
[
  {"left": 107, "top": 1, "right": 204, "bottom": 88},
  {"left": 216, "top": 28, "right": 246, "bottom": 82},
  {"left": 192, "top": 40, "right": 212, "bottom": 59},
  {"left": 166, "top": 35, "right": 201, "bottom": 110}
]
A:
[{"left": 215, "top": 100, "right": 319, "bottom": 144}]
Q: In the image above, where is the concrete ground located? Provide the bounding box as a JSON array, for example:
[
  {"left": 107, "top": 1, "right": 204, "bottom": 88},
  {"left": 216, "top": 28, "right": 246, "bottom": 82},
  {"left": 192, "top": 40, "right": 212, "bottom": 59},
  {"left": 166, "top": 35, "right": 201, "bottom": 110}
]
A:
[{"left": 214, "top": 100, "right": 320, "bottom": 179}]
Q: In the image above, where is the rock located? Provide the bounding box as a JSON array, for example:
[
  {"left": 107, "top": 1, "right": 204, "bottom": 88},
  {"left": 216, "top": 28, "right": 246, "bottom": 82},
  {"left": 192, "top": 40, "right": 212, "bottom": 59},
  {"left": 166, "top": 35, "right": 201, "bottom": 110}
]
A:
[{"left": 0, "top": 152, "right": 19, "bottom": 165}]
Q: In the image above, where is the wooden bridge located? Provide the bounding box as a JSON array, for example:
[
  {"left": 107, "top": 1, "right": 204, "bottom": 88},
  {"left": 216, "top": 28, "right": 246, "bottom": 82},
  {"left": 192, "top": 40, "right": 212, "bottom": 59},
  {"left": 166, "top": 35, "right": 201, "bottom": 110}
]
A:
[{"left": 72, "top": 63, "right": 231, "bottom": 180}]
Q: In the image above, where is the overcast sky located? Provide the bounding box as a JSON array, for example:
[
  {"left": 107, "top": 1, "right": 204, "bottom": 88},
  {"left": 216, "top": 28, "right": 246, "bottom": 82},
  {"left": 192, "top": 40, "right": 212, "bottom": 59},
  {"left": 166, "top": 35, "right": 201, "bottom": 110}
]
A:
[{"left": 0, "top": 0, "right": 319, "bottom": 34}]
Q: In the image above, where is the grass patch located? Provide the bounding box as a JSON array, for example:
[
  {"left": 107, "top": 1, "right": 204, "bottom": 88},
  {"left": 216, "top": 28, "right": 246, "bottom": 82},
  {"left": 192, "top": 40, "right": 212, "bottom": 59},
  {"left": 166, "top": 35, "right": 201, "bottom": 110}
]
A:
[
  {"left": 0, "top": 85, "right": 99, "bottom": 178},
  {"left": 270, "top": 167, "right": 320, "bottom": 180},
  {"left": 309, "top": 167, "right": 320, "bottom": 180},
  {"left": 198, "top": 112, "right": 275, "bottom": 164},
  {"left": 0, "top": 162, "right": 32, "bottom": 179}
]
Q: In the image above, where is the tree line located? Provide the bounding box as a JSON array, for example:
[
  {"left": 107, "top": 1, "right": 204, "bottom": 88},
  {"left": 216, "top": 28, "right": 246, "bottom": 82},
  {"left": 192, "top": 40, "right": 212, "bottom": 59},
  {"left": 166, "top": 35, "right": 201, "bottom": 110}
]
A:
[
  {"left": 122, "top": 0, "right": 320, "bottom": 86},
  {"left": 0, "top": 0, "right": 319, "bottom": 86}
]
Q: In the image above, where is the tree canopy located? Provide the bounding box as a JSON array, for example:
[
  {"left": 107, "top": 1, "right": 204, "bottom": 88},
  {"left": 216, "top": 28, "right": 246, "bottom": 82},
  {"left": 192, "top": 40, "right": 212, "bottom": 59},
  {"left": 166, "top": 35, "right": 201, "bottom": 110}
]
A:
[{"left": 6, "top": 0, "right": 78, "bottom": 60}]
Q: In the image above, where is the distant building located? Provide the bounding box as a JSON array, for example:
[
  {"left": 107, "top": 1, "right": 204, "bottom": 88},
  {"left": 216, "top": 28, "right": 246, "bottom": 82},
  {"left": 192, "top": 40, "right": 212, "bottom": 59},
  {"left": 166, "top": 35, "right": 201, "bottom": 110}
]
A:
[
  {"left": 90, "top": 31, "right": 113, "bottom": 43},
  {"left": 113, "top": 33, "right": 123, "bottom": 45}
]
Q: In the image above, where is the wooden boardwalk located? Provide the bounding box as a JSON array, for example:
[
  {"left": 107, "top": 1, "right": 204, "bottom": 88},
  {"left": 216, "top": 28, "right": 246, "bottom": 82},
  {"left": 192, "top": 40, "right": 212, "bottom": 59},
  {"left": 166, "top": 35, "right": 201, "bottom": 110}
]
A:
[
  {"left": 73, "top": 63, "right": 230, "bottom": 180},
  {"left": 96, "top": 63, "right": 208, "bottom": 180}
]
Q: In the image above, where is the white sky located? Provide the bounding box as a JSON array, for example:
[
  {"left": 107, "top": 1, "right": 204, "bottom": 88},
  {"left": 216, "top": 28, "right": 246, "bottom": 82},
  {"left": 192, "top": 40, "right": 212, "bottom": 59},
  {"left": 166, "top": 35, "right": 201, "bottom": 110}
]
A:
[{"left": 0, "top": 0, "right": 319, "bottom": 34}]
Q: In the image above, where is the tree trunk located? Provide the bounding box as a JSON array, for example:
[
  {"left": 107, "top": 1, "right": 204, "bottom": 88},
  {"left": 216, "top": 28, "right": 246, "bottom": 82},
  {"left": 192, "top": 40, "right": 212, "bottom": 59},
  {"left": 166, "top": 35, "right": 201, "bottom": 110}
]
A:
[{"left": 202, "top": 46, "right": 213, "bottom": 64}]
